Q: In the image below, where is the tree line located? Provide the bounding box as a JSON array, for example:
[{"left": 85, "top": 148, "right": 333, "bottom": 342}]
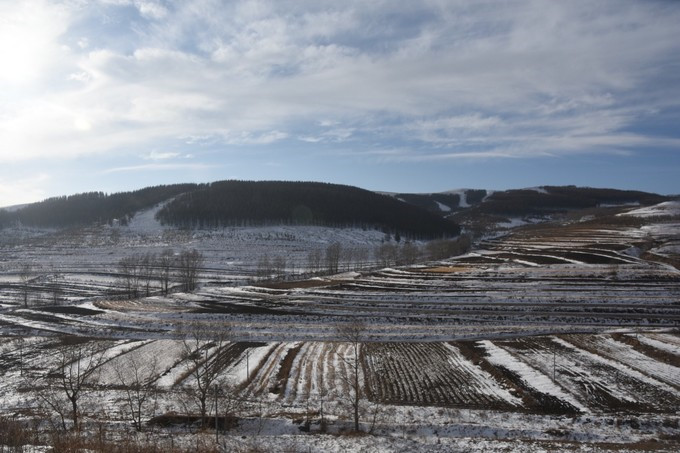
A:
[
  {"left": 256, "top": 235, "right": 473, "bottom": 280},
  {"left": 117, "top": 249, "right": 203, "bottom": 298}
]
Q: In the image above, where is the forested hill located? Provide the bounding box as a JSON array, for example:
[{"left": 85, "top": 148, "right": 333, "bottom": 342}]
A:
[
  {"left": 0, "top": 184, "right": 197, "bottom": 228},
  {"left": 457, "top": 186, "right": 668, "bottom": 217},
  {"left": 155, "top": 180, "right": 461, "bottom": 239},
  {"left": 390, "top": 186, "right": 668, "bottom": 218}
]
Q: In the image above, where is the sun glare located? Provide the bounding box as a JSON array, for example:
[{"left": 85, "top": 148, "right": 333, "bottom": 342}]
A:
[{"left": 0, "top": 7, "right": 52, "bottom": 84}]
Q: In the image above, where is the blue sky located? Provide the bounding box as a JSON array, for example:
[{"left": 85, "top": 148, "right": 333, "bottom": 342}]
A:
[{"left": 1, "top": 0, "right": 680, "bottom": 206}]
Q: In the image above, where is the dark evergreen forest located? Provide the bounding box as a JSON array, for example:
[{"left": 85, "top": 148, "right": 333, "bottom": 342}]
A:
[
  {"left": 465, "top": 186, "right": 668, "bottom": 216},
  {"left": 0, "top": 184, "right": 197, "bottom": 228},
  {"left": 155, "top": 180, "right": 461, "bottom": 239},
  {"left": 2, "top": 181, "right": 663, "bottom": 234}
]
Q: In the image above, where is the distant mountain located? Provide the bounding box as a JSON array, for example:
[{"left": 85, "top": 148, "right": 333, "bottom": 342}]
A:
[
  {"left": 0, "top": 184, "right": 198, "bottom": 229},
  {"left": 389, "top": 186, "right": 668, "bottom": 218},
  {"left": 2, "top": 182, "right": 665, "bottom": 239},
  {"left": 156, "top": 180, "right": 460, "bottom": 239}
]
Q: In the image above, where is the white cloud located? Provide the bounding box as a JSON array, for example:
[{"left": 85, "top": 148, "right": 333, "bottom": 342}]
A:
[
  {"left": 0, "top": 0, "right": 678, "bottom": 167},
  {"left": 144, "top": 150, "right": 180, "bottom": 160},
  {"left": 101, "top": 163, "right": 212, "bottom": 174},
  {"left": 135, "top": 1, "right": 168, "bottom": 20}
]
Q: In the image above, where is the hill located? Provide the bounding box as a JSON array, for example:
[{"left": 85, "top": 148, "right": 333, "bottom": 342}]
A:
[
  {"left": 155, "top": 180, "right": 460, "bottom": 239},
  {"left": 389, "top": 186, "right": 668, "bottom": 218},
  {"left": 0, "top": 184, "right": 198, "bottom": 229}
]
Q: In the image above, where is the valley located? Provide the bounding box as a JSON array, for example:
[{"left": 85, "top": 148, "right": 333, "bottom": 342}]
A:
[{"left": 0, "top": 190, "right": 679, "bottom": 452}]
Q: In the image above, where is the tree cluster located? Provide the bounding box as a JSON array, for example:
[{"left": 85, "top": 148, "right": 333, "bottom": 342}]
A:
[
  {"left": 117, "top": 249, "right": 203, "bottom": 298},
  {"left": 155, "top": 180, "right": 461, "bottom": 239}
]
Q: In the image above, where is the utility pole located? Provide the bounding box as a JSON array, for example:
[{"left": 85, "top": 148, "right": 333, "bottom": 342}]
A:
[{"left": 552, "top": 347, "right": 556, "bottom": 382}]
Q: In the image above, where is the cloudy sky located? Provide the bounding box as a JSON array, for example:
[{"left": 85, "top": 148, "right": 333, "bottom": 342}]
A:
[{"left": 1, "top": 0, "right": 679, "bottom": 206}]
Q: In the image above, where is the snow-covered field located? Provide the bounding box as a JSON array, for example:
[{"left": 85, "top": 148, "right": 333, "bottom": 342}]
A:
[{"left": 1, "top": 202, "right": 679, "bottom": 451}]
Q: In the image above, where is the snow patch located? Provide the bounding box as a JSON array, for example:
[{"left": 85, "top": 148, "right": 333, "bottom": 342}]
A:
[
  {"left": 435, "top": 201, "right": 452, "bottom": 212},
  {"left": 619, "top": 201, "right": 680, "bottom": 218},
  {"left": 480, "top": 340, "right": 587, "bottom": 412}
]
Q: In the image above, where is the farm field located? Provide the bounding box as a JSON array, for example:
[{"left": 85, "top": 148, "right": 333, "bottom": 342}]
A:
[{"left": 0, "top": 202, "right": 679, "bottom": 451}]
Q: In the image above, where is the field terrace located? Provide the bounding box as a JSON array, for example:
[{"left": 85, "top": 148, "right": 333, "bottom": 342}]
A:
[{"left": 1, "top": 210, "right": 679, "bottom": 451}]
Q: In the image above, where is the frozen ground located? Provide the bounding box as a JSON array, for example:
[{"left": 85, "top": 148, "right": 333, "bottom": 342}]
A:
[{"left": 1, "top": 201, "right": 679, "bottom": 451}]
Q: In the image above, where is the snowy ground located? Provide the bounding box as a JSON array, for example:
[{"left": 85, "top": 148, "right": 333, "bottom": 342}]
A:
[{"left": 1, "top": 201, "right": 679, "bottom": 451}]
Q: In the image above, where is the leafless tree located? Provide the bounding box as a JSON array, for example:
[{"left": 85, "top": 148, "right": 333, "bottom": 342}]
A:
[
  {"left": 399, "top": 242, "right": 420, "bottom": 265},
  {"left": 256, "top": 253, "right": 272, "bottom": 279},
  {"left": 307, "top": 248, "right": 322, "bottom": 274},
  {"left": 140, "top": 252, "right": 156, "bottom": 297},
  {"left": 158, "top": 249, "right": 175, "bottom": 295},
  {"left": 37, "top": 338, "right": 105, "bottom": 431},
  {"left": 341, "top": 247, "right": 355, "bottom": 272},
  {"left": 118, "top": 255, "right": 141, "bottom": 299},
  {"left": 50, "top": 272, "right": 63, "bottom": 306},
  {"left": 325, "top": 242, "right": 342, "bottom": 274},
  {"left": 426, "top": 235, "right": 472, "bottom": 260},
  {"left": 334, "top": 320, "right": 367, "bottom": 432},
  {"left": 115, "top": 355, "right": 159, "bottom": 432},
  {"left": 19, "top": 263, "right": 33, "bottom": 307},
  {"left": 272, "top": 255, "right": 286, "bottom": 280},
  {"left": 178, "top": 249, "right": 203, "bottom": 292},
  {"left": 354, "top": 247, "right": 370, "bottom": 270},
  {"left": 180, "top": 326, "right": 231, "bottom": 426},
  {"left": 374, "top": 243, "right": 398, "bottom": 268}
]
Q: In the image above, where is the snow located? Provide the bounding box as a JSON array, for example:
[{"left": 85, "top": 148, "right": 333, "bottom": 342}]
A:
[
  {"left": 125, "top": 203, "right": 169, "bottom": 233},
  {"left": 441, "top": 343, "right": 523, "bottom": 407},
  {"left": 1, "top": 196, "right": 680, "bottom": 450},
  {"left": 435, "top": 201, "right": 452, "bottom": 212},
  {"left": 526, "top": 186, "right": 548, "bottom": 194},
  {"left": 479, "top": 340, "right": 588, "bottom": 413},
  {"left": 225, "top": 342, "right": 279, "bottom": 386},
  {"left": 629, "top": 333, "right": 680, "bottom": 356},
  {"left": 552, "top": 337, "right": 680, "bottom": 396},
  {"left": 619, "top": 201, "right": 680, "bottom": 218}
]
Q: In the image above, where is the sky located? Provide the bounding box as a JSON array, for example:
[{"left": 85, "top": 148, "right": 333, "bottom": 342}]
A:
[{"left": 1, "top": 0, "right": 680, "bottom": 207}]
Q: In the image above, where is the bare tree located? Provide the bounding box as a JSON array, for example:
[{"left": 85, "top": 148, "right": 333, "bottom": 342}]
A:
[
  {"left": 140, "top": 252, "right": 156, "bottom": 297},
  {"left": 19, "top": 263, "right": 33, "bottom": 307},
  {"left": 115, "top": 355, "right": 159, "bottom": 432},
  {"left": 158, "top": 249, "right": 175, "bottom": 295},
  {"left": 399, "top": 242, "right": 420, "bottom": 265},
  {"left": 272, "top": 255, "right": 286, "bottom": 280},
  {"left": 334, "top": 320, "right": 367, "bottom": 432},
  {"left": 325, "top": 242, "right": 342, "bottom": 274},
  {"left": 426, "top": 235, "right": 472, "bottom": 260},
  {"left": 38, "top": 338, "right": 105, "bottom": 431},
  {"left": 341, "top": 247, "right": 355, "bottom": 272},
  {"left": 118, "top": 255, "right": 141, "bottom": 299},
  {"left": 178, "top": 249, "right": 203, "bottom": 292},
  {"left": 50, "top": 272, "right": 63, "bottom": 306},
  {"left": 181, "top": 326, "right": 231, "bottom": 426},
  {"left": 307, "top": 249, "right": 322, "bottom": 274},
  {"left": 256, "top": 254, "right": 272, "bottom": 279},
  {"left": 354, "top": 247, "right": 370, "bottom": 270},
  {"left": 374, "top": 243, "right": 398, "bottom": 268}
]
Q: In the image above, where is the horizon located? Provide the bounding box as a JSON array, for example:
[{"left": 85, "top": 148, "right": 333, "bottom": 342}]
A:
[
  {"left": 2, "top": 1, "right": 679, "bottom": 206},
  {"left": 1, "top": 179, "right": 676, "bottom": 211}
]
